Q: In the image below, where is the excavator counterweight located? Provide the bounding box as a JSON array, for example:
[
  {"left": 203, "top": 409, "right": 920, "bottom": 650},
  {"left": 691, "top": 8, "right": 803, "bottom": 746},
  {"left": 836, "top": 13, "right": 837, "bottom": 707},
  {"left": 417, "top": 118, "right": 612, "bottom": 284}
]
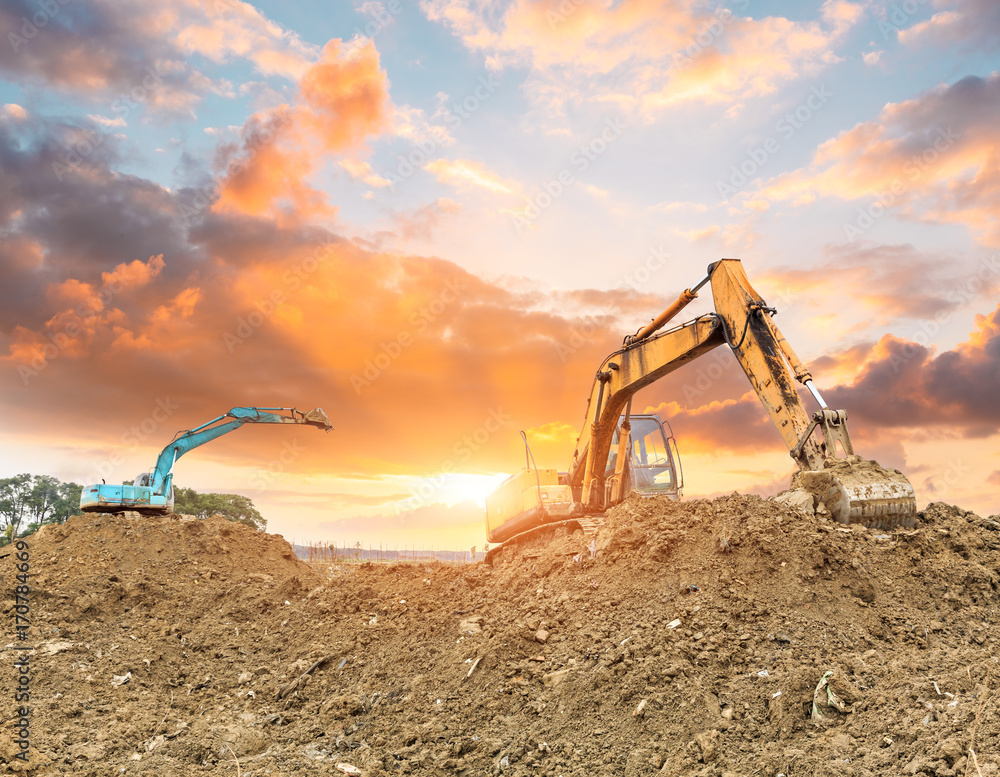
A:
[{"left": 485, "top": 259, "right": 917, "bottom": 549}]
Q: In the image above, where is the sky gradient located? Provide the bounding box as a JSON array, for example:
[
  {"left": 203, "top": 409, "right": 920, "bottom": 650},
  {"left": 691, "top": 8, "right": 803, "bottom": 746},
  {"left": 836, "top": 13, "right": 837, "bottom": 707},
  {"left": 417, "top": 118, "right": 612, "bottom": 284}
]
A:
[{"left": 1, "top": 0, "right": 998, "bottom": 548}]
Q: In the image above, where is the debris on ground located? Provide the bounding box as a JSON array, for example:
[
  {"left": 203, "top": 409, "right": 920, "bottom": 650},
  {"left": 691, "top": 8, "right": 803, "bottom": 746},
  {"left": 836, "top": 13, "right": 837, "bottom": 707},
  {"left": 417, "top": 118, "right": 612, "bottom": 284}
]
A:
[{"left": 2, "top": 497, "right": 998, "bottom": 775}]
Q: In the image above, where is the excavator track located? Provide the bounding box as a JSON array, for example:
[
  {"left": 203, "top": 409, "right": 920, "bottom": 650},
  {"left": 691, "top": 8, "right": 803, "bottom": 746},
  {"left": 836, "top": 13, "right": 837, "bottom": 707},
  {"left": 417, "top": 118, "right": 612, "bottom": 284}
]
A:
[{"left": 486, "top": 515, "right": 605, "bottom": 566}]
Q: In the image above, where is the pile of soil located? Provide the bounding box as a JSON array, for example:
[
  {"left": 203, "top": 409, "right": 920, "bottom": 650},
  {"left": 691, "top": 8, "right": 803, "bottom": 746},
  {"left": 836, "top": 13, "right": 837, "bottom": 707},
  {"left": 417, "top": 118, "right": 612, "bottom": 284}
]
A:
[{"left": 2, "top": 497, "right": 999, "bottom": 776}]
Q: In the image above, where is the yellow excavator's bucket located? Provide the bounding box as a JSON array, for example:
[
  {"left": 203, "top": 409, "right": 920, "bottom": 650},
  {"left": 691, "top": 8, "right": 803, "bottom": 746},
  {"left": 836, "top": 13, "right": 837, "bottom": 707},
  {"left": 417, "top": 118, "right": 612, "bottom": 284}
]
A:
[{"left": 793, "top": 457, "right": 917, "bottom": 530}]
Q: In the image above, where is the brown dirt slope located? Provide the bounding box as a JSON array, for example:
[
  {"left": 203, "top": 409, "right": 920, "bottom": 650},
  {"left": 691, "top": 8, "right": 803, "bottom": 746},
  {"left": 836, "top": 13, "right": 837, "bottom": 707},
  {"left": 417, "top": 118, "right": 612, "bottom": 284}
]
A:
[{"left": 2, "top": 497, "right": 999, "bottom": 776}]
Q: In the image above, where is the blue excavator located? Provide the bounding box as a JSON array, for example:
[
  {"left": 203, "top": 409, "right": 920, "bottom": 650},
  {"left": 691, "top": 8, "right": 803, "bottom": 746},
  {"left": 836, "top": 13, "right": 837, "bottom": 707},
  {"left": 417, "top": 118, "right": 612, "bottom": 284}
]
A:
[{"left": 80, "top": 406, "right": 333, "bottom": 514}]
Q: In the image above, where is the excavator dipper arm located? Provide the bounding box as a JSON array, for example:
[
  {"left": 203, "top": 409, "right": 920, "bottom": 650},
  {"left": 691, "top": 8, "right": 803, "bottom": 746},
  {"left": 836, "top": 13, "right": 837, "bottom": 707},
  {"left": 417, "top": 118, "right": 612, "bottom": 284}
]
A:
[
  {"left": 567, "top": 259, "right": 915, "bottom": 525},
  {"left": 80, "top": 406, "right": 332, "bottom": 514},
  {"left": 148, "top": 407, "right": 333, "bottom": 496}
]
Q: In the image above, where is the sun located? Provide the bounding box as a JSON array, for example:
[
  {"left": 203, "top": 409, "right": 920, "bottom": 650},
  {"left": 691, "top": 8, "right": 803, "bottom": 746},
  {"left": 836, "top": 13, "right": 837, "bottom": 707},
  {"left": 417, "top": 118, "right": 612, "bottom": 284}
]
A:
[{"left": 435, "top": 472, "right": 511, "bottom": 508}]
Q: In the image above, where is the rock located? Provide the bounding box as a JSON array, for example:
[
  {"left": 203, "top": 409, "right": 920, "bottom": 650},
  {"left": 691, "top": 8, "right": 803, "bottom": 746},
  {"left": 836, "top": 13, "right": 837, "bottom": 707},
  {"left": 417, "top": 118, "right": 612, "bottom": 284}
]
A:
[
  {"left": 534, "top": 629, "right": 550, "bottom": 643},
  {"left": 695, "top": 730, "right": 719, "bottom": 763},
  {"left": 772, "top": 489, "right": 815, "bottom": 517},
  {"left": 542, "top": 669, "right": 572, "bottom": 688}
]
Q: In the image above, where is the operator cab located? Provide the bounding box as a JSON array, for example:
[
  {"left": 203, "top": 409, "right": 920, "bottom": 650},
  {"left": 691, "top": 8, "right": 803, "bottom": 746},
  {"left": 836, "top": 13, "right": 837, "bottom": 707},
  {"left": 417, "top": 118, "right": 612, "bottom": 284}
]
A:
[{"left": 606, "top": 413, "right": 683, "bottom": 498}]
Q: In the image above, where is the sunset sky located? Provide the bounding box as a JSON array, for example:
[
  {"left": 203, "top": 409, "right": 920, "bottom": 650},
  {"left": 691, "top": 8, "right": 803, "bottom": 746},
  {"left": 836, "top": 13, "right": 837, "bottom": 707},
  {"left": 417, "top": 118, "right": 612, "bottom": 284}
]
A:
[{"left": 1, "top": 0, "right": 998, "bottom": 549}]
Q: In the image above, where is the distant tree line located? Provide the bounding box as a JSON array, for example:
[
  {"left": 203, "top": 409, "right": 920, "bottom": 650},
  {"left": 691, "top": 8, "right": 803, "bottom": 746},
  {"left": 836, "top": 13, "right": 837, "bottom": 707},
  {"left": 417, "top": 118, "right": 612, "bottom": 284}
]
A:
[
  {"left": 172, "top": 487, "right": 266, "bottom": 531},
  {"left": 0, "top": 474, "right": 82, "bottom": 545},
  {"left": 0, "top": 475, "right": 267, "bottom": 545}
]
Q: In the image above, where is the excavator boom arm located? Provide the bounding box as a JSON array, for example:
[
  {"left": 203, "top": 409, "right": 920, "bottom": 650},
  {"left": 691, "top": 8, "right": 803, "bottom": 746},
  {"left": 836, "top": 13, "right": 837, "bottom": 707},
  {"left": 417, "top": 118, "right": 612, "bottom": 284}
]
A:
[
  {"left": 80, "top": 406, "right": 332, "bottom": 514},
  {"left": 485, "top": 258, "right": 916, "bottom": 547},
  {"left": 565, "top": 259, "right": 913, "bottom": 525},
  {"left": 569, "top": 316, "right": 724, "bottom": 496},
  {"left": 149, "top": 407, "right": 333, "bottom": 495},
  {"left": 708, "top": 260, "right": 830, "bottom": 470}
]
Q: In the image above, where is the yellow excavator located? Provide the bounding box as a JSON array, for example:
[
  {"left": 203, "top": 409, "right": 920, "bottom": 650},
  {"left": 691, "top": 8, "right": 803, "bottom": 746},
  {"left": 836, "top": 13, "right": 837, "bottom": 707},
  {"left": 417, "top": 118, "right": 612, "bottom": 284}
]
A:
[{"left": 485, "top": 259, "right": 917, "bottom": 548}]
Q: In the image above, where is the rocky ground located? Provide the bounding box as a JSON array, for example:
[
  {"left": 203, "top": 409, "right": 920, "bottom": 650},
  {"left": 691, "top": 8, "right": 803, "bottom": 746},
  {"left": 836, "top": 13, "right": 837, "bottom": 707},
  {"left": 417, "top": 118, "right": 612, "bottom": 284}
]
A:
[{"left": 2, "top": 494, "right": 999, "bottom": 776}]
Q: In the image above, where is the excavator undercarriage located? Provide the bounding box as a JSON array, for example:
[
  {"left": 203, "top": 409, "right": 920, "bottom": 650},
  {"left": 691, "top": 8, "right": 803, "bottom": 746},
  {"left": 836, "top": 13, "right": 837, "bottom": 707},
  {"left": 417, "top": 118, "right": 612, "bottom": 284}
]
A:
[{"left": 485, "top": 259, "right": 917, "bottom": 554}]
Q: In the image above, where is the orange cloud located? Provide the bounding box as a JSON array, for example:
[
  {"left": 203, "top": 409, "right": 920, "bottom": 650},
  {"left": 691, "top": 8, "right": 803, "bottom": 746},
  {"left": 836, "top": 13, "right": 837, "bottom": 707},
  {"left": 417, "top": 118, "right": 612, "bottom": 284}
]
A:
[
  {"left": 212, "top": 39, "right": 391, "bottom": 219},
  {"left": 424, "top": 158, "right": 516, "bottom": 194},
  {"left": 758, "top": 74, "right": 1000, "bottom": 245},
  {"left": 421, "top": 0, "right": 863, "bottom": 118},
  {"left": 642, "top": 303, "right": 1000, "bottom": 465}
]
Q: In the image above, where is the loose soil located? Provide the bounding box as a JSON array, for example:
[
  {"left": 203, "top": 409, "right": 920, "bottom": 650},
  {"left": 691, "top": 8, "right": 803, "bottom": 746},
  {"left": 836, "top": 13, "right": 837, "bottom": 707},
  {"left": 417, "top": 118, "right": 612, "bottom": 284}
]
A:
[{"left": 2, "top": 496, "right": 999, "bottom": 776}]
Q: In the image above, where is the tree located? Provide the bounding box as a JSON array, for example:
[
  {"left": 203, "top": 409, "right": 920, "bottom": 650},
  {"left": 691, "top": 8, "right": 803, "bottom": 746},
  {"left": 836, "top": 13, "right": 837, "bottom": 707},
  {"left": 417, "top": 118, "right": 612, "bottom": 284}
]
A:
[
  {"left": 0, "top": 474, "right": 34, "bottom": 544},
  {"left": 0, "top": 474, "right": 87, "bottom": 543},
  {"left": 52, "top": 481, "right": 83, "bottom": 524},
  {"left": 173, "top": 486, "right": 266, "bottom": 531},
  {"left": 28, "top": 475, "right": 60, "bottom": 525}
]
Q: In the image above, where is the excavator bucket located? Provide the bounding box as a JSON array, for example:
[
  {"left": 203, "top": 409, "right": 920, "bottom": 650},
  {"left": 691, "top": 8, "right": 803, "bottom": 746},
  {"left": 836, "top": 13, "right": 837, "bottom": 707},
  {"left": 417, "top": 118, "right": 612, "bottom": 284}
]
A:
[
  {"left": 792, "top": 457, "right": 917, "bottom": 530},
  {"left": 303, "top": 408, "right": 334, "bottom": 430}
]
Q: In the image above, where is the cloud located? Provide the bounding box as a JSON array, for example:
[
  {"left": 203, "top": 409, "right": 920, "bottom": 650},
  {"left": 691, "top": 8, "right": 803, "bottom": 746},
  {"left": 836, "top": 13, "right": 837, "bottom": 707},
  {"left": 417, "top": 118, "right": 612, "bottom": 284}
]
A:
[
  {"left": 862, "top": 50, "right": 882, "bottom": 66},
  {"left": 759, "top": 74, "right": 1000, "bottom": 245},
  {"left": 383, "top": 198, "right": 465, "bottom": 244},
  {"left": 824, "top": 305, "right": 1000, "bottom": 435},
  {"left": 642, "top": 303, "right": 1000, "bottom": 461},
  {"left": 898, "top": 0, "right": 1000, "bottom": 52},
  {"left": 756, "top": 243, "right": 998, "bottom": 326},
  {"left": 210, "top": 39, "right": 392, "bottom": 218},
  {"left": 420, "top": 0, "right": 863, "bottom": 119},
  {"left": 0, "top": 107, "right": 676, "bottom": 483},
  {"left": 254, "top": 489, "right": 412, "bottom": 507},
  {"left": 424, "top": 158, "right": 516, "bottom": 194},
  {"left": 340, "top": 157, "right": 393, "bottom": 188},
  {"left": 0, "top": 0, "right": 318, "bottom": 117}
]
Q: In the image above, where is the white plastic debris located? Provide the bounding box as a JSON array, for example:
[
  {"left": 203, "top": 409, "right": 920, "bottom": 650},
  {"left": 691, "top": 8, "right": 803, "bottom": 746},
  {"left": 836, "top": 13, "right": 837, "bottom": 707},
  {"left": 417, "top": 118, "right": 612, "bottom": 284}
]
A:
[
  {"left": 112, "top": 672, "right": 132, "bottom": 687},
  {"left": 336, "top": 764, "right": 362, "bottom": 776},
  {"left": 667, "top": 619, "right": 681, "bottom": 629}
]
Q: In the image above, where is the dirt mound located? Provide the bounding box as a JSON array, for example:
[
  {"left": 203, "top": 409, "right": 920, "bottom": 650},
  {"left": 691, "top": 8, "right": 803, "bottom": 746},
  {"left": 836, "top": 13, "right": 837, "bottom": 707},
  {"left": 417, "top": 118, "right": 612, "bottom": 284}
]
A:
[{"left": 2, "top": 498, "right": 999, "bottom": 776}]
